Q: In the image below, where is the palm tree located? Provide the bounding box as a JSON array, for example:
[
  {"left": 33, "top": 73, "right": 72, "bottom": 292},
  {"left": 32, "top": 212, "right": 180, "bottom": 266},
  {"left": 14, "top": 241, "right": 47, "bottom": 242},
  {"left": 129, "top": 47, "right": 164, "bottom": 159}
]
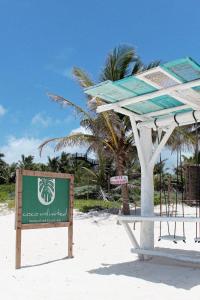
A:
[
  {"left": 166, "top": 126, "right": 196, "bottom": 152},
  {"left": 40, "top": 45, "right": 160, "bottom": 214},
  {"left": 0, "top": 153, "right": 8, "bottom": 183},
  {"left": 18, "top": 155, "right": 35, "bottom": 170},
  {"left": 47, "top": 156, "right": 60, "bottom": 172},
  {"left": 58, "top": 152, "right": 74, "bottom": 173}
]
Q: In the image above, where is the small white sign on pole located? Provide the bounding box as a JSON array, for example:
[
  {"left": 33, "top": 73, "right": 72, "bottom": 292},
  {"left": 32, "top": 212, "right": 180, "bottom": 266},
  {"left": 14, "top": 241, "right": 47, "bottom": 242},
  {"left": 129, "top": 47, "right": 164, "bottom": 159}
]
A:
[{"left": 110, "top": 176, "right": 128, "bottom": 185}]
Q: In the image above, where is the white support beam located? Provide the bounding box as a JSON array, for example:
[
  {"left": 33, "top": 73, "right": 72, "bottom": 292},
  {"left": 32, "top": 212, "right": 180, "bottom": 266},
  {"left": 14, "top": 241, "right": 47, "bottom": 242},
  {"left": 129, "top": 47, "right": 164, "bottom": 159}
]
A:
[
  {"left": 129, "top": 116, "right": 146, "bottom": 171},
  {"left": 170, "top": 91, "right": 200, "bottom": 110},
  {"left": 118, "top": 215, "right": 200, "bottom": 222},
  {"left": 120, "top": 221, "right": 140, "bottom": 249},
  {"left": 96, "top": 78, "right": 200, "bottom": 113},
  {"left": 97, "top": 102, "right": 118, "bottom": 113},
  {"left": 149, "top": 124, "right": 175, "bottom": 168},
  {"left": 113, "top": 106, "right": 147, "bottom": 122},
  {"left": 138, "top": 110, "right": 200, "bottom": 129},
  {"left": 139, "top": 127, "right": 154, "bottom": 255}
]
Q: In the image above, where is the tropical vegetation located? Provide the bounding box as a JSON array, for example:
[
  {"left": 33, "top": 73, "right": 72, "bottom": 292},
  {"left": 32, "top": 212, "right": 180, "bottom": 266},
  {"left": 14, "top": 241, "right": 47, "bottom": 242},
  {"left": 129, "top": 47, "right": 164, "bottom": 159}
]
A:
[
  {"left": 0, "top": 45, "right": 198, "bottom": 214},
  {"left": 39, "top": 45, "right": 161, "bottom": 214}
]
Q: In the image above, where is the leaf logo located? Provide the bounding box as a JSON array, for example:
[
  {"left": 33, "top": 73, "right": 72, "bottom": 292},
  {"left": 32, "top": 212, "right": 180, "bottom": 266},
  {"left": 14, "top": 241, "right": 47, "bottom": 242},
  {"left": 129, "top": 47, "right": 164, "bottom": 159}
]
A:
[{"left": 38, "top": 178, "right": 55, "bottom": 206}]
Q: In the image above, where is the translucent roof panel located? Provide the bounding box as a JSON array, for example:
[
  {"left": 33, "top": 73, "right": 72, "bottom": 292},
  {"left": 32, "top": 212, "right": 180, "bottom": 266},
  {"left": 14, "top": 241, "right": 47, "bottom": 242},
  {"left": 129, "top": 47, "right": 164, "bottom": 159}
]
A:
[
  {"left": 155, "top": 108, "right": 193, "bottom": 120},
  {"left": 114, "top": 76, "right": 156, "bottom": 95},
  {"left": 84, "top": 77, "right": 157, "bottom": 102},
  {"left": 193, "top": 85, "right": 200, "bottom": 92},
  {"left": 162, "top": 57, "right": 200, "bottom": 83},
  {"left": 84, "top": 81, "right": 136, "bottom": 102},
  {"left": 124, "top": 95, "right": 183, "bottom": 115},
  {"left": 84, "top": 57, "right": 200, "bottom": 118}
]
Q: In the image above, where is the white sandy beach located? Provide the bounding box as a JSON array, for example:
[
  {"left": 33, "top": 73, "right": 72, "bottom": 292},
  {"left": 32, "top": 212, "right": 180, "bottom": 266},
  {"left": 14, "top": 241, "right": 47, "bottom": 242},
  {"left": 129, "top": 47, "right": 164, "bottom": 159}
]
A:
[{"left": 1, "top": 207, "right": 200, "bottom": 300}]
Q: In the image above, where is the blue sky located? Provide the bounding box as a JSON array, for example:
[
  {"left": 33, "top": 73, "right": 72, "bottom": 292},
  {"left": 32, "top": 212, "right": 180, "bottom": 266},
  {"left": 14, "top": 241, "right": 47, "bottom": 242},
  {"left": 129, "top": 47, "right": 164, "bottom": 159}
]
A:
[{"left": 0, "top": 0, "right": 199, "bottom": 165}]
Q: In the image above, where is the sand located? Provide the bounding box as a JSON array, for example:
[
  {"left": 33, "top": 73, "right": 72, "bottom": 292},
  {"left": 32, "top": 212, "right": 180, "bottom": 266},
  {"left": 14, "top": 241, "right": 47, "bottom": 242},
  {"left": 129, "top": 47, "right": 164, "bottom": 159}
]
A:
[{"left": 1, "top": 208, "right": 200, "bottom": 300}]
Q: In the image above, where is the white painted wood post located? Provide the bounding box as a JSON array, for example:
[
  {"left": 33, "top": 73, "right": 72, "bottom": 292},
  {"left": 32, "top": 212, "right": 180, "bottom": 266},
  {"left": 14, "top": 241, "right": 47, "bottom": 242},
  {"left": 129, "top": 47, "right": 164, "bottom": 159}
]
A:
[
  {"left": 139, "top": 127, "right": 154, "bottom": 255},
  {"left": 130, "top": 118, "right": 175, "bottom": 260}
]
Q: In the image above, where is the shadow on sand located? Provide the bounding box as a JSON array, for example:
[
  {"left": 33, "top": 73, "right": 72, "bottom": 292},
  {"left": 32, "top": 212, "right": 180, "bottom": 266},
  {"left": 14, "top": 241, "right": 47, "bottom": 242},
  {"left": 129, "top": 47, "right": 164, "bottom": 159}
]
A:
[
  {"left": 21, "top": 256, "right": 69, "bottom": 269},
  {"left": 88, "top": 256, "right": 200, "bottom": 289}
]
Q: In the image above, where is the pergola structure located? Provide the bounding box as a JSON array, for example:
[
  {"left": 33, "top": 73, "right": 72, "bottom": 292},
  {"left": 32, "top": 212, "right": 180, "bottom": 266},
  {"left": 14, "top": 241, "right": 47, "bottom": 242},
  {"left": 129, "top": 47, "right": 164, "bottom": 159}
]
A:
[{"left": 84, "top": 57, "right": 200, "bottom": 263}]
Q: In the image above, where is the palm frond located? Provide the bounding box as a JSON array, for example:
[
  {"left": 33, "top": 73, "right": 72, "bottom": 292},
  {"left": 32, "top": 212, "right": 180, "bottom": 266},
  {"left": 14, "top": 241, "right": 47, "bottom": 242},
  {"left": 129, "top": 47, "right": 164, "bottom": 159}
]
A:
[
  {"left": 39, "top": 133, "right": 96, "bottom": 155},
  {"left": 131, "top": 59, "right": 144, "bottom": 75},
  {"left": 100, "top": 45, "right": 137, "bottom": 81},
  {"left": 82, "top": 166, "right": 98, "bottom": 178},
  {"left": 141, "top": 60, "right": 161, "bottom": 71},
  {"left": 48, "top": 93, "right": 92, "bottom": 120},
  {"left": 132, "top": 59, "right": 161, "bottom": 75},
  {"left": 73, "top": 67, "right": 94, "bottom": 88},
  {"left": 54, "top": 133, "right": 97, "bottom": 151},
  {"left": 166, "top": 126, "right": 196, "bottom": 152},
  {"left": 39, "top": 137, "right": 63, "bottom": 155},
  {"left": 100, "top": 112, "right": 119, "bottom": 148}
]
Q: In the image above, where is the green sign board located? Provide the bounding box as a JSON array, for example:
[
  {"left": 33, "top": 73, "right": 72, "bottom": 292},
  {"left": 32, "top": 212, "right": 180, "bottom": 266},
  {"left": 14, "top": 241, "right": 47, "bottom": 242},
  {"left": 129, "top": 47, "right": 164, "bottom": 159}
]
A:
[
  {"left": 15, "top": 170, "right": 74, "bottom": 269},
  {"left": 22, "top": 175, "right": 70, "bottom": 224}
]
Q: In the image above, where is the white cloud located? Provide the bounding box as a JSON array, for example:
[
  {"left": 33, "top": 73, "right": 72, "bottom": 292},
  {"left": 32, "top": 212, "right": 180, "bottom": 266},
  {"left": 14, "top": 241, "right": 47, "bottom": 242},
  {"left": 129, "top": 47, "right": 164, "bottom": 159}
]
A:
[
  {"left": 31, "top": 113, "right": 52, "bottom": 127},
  {"left": 0, "top": 135, "right": 90, "bottom": 164},
  {"left": 71, "top": 126, "right": 91, "bottom": 135},
  {"left": 0, "top": 136, "right": 53, "bottom": 164},
  {"left": 31, "top": 113, "right": 73, "bottom": 128},
  {"left": 0, "top": 105, "right": 6, "bottom": 117}
]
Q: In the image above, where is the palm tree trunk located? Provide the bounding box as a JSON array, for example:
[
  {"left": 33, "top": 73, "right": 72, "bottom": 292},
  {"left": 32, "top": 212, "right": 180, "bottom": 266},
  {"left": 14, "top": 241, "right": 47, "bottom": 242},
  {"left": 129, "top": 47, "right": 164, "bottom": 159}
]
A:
[{"left": 116, "top": 155, "right": 130, "bottom": 215}]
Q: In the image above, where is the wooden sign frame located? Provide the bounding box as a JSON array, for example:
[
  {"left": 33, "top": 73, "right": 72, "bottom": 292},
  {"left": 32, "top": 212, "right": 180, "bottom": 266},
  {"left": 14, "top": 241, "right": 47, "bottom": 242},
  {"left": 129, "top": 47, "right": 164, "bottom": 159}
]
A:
[{"left": 15, "top": 169, "right": 74, "bottom": 269}]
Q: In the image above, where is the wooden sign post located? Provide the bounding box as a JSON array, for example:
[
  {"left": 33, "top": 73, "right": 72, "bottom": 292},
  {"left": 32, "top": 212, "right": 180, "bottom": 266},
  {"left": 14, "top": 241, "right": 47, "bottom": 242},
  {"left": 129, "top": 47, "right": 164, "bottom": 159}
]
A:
[{"left": 15, "top": 169, "right": 74, "bottom": 269}]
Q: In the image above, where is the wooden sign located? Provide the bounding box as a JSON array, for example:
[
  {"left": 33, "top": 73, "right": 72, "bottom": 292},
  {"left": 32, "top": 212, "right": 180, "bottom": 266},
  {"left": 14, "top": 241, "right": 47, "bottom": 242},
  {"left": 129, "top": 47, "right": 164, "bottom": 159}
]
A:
[
  {"left": 15, "top": 169, "right": 74, "bottom": 269},
  {"left": 110, "top": 175, "right": 128, "bottom": 185}
]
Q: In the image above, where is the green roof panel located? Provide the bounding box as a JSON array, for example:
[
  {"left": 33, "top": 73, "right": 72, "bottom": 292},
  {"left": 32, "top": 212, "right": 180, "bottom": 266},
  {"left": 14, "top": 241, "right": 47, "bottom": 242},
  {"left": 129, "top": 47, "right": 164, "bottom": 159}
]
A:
[
  {"left": 162, "top": 57, "right": 200, "bottom": 83},
  {"left": 155, "top": 108, "right": 193, "bottom": 120},
  {"left": 84, "top": 57, "right": 200, "bottom": 118},
  {"left": 85, "top": 77, "right": 157, "bottom": 103},
  {"left": 84, "top": 80, "right": 136, "bottom": 103},
  {"left": 125, "top": 95, "right": 184, "bottom": 115},
  {"left": 114, "top": 76, "right": 157, "bottom": 95}
]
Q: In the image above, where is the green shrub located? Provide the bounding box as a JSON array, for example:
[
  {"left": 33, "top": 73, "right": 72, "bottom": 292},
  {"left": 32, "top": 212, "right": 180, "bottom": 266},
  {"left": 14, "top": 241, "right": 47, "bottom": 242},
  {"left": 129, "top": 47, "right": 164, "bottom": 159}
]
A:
[
  {"left": 7, "top": 199, "right": 15, "bottom": 209},
  {"left": 154, "top": 193, "right": 161, "bottom": 206},
  {"left": 74, "top": 185, "right": 97, "bottom": 199},
  {"left": 0, "top": 184, "right": 15, "bottom": 202},
  {"left": 74, "top": 199, "right": 121, "bottom": 213}
]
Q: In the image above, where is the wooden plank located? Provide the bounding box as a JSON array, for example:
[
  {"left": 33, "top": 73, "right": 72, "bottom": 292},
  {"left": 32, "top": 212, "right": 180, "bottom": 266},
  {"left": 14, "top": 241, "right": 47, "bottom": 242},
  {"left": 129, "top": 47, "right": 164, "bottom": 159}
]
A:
[
  {"left": 131, "top": 247, "right": 200, "bottom": 264},
  {"left": 68, "top": 176, "right": 74, "bottom": 258},
  {"left": 15, "top": 228, "right": 21, "bottom": 269},
  {"left": 21, "top": 222, "right": 70, "bottom": 230},
  {"left": 14, "top": 170, "right": 18, "bottom": 230},
  {"left": 68, "top": 223, "right": 73, "bottom": 258},
  {"left": 118, "top": 215, "right": 200, "bottom": 223},
  {"left": 21, "top": 169, "right": 73, "bottom": 180},
  {"left": 15, "top": 169, "right": 22, "bottom": 269}
]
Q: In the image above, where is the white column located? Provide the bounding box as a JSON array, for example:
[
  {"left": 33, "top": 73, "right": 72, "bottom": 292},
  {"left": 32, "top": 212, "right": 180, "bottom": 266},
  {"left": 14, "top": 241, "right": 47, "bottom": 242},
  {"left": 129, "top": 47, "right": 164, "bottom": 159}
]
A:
[{"left": 139, "top": 127, "right": 154, "bottom": 253}]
